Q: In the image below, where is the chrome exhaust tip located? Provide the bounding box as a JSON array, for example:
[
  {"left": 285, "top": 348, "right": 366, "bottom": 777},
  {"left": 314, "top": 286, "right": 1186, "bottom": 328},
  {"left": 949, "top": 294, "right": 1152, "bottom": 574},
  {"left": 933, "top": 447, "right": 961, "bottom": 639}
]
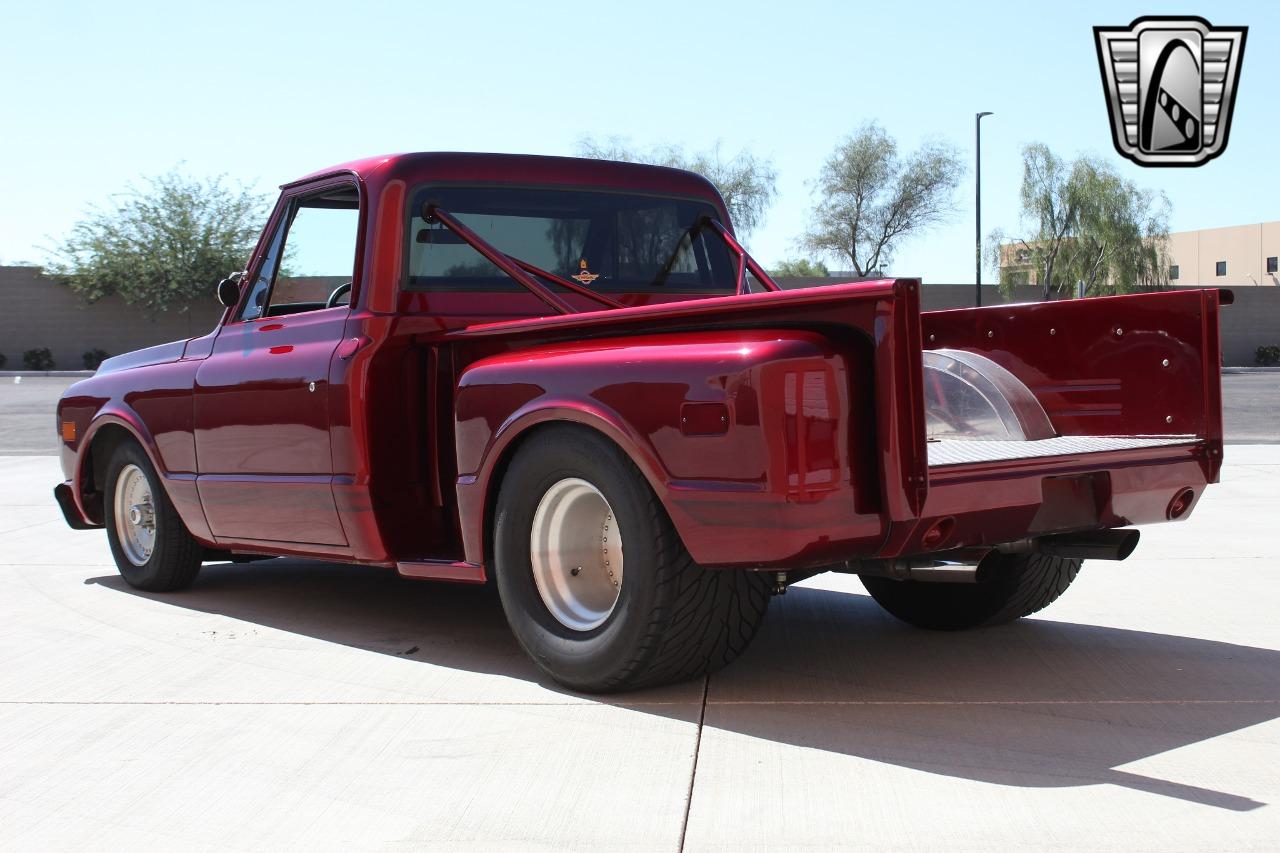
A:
[{"left": 1034, "top": 529, "right": 1141, "bottom": 561}]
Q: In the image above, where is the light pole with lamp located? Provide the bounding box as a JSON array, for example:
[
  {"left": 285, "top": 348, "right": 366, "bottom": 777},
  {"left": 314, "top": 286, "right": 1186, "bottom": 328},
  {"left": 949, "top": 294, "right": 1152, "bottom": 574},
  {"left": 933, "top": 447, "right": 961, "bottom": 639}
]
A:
[{"left": 975, "top": 111, "right": 993, "bottom": 307}]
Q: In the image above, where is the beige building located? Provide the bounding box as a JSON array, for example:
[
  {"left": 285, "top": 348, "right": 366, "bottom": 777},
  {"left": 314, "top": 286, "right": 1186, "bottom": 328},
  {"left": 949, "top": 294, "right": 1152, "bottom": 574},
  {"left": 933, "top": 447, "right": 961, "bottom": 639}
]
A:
[
  {"left": 1000, "top": 221, "right": 1280, "bottom": 288},
  {"left": 1167, "top": 221, "right": 1280, "bottom": 286}
]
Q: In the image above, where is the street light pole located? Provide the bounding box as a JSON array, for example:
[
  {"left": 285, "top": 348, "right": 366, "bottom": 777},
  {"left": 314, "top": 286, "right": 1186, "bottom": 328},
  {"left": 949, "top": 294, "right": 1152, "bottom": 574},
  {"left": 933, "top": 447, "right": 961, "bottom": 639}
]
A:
[{"left": 975, "top": 111, "right": 993, "bottom": 307}]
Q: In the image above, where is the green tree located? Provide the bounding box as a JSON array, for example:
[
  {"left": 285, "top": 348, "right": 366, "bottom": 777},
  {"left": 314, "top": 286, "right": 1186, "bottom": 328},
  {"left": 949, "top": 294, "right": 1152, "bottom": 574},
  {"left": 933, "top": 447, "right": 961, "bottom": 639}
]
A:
[
  {"left": 770, "top": 258, "right": 829, "bottom": 277},
  {"left": 576, "top": 137, "right": 778, "bottom": 236},
  {"left": 1068, "top": 166, "right": 1170, "bottom": 295},
  {"left": 800, "top": 123, "right": 964, "bottom": 277},
  {"left": 47, "top": 170, "right": 268, "bottom": 315},
  {"left": 992, "top": 144, "right": 1170, "bottom": 299}
]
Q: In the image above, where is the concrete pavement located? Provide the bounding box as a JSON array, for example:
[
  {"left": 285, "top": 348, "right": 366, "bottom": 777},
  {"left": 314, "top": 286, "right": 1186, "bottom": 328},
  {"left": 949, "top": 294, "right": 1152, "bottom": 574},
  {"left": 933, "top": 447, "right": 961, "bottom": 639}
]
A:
[
  {"left": 2, "top": 449, "right": 1279, "bottom": 850},
  {"left": 1222, "top": 372, "right": 1280, "bottom": 443},
  {"left": 0, "top": 377, "right": 77, "bottom": 456}
]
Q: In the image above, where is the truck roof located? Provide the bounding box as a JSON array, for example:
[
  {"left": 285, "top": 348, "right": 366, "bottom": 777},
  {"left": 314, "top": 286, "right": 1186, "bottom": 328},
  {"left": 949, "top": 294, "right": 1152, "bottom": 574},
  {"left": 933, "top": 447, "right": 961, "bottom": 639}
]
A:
[{"left": 286, "top": 151, "right": 726, "bottom": 212}]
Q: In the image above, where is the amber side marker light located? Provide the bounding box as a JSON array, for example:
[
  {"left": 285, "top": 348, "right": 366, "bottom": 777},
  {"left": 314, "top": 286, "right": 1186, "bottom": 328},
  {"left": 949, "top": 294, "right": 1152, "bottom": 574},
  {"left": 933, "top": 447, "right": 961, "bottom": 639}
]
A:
[
  {"left": 1167, "top": 488, "right": 1196, "bottom": 520},
  {"left": 61, "top": 421, "right": 76, "bottom": 442}
]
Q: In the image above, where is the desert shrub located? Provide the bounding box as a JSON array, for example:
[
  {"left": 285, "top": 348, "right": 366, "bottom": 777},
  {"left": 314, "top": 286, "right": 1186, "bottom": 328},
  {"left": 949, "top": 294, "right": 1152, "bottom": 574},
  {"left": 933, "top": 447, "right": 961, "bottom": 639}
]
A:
[
  {"left": 82, "top": 348, "right": 111, "bottom": 370},
  {"left": 1256, "top": 345, "right": 1280, "bottom": 366},
  {"left": 22, "top": 348, "right": 55, "bottom": 371}
]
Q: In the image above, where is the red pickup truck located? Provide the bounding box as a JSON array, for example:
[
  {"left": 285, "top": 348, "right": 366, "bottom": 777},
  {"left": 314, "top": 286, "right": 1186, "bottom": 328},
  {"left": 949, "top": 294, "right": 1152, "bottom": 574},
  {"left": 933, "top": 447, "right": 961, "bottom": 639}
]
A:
[{"left": 55, "top": 152, "right": 1227, "bottom": 692}]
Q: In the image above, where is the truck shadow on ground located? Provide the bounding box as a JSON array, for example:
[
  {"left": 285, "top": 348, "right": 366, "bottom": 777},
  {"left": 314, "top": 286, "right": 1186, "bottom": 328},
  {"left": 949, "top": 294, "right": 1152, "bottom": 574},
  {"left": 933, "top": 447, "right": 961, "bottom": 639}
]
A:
[{"left": 90, "top": 559, "right": 1280, "bottom": 812}]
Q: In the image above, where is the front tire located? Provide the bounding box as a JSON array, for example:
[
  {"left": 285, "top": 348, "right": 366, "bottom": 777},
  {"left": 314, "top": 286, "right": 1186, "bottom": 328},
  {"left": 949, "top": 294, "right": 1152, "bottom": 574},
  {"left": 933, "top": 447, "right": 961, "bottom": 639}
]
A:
[
  {"left": 861, "top": 553, "right": 1082, "bottom": 631},
  {"left": 104, "top": 441, "right": 203, "bottom": 592},
  {"left": 493, "top": 426, "right": 771, "bottom": 693}
]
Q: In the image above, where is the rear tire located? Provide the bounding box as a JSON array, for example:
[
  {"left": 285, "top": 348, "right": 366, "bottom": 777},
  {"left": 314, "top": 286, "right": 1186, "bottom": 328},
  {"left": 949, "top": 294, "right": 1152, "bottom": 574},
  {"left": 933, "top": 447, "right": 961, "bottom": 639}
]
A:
[
  {"left": 104, "top": 441, "right": 203, "bottom": 592},
  {"left": 493, "top": 426, "right": 771, "bottom": 693},
  {"left": 861, "top": 553, "right": 1082, "bottom": 630}
]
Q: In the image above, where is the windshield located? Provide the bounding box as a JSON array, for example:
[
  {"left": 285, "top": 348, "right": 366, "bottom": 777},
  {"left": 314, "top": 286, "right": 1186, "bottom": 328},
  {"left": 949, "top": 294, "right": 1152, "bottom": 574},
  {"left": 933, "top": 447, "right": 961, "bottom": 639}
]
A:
[{"left": 406, "top": 187, "right": 737, "bottom": 294}]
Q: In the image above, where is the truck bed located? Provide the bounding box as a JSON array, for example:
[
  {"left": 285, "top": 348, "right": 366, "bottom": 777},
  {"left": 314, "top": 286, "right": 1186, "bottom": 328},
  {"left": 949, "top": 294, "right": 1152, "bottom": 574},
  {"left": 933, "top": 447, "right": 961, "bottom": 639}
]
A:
[{"left": 927, "top": 436, "right": 1198, "bottom": 467}]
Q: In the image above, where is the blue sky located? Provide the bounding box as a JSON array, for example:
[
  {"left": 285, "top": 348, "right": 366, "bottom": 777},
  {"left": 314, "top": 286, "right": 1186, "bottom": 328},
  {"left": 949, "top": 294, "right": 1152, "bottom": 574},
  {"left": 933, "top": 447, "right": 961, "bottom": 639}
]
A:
[{"left": 1, "top": 0, "right": 1274, "bottom": 284}]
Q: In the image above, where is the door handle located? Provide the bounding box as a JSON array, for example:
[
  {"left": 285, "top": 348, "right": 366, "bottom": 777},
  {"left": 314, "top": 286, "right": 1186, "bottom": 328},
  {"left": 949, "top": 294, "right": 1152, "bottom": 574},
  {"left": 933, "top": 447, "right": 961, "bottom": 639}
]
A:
[{"left": 258, "top": 323, "right": 285, "bottom": 332}]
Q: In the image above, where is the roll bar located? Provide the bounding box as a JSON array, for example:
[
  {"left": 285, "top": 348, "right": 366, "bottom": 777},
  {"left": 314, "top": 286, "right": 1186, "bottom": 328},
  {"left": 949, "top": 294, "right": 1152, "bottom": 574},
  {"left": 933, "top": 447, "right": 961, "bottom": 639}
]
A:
[
  {"left": 697, "top": 217, "right": 782, "bottom": 295},
  {"left": 421, "top": 204, "right": 779, "bottom": 314}
]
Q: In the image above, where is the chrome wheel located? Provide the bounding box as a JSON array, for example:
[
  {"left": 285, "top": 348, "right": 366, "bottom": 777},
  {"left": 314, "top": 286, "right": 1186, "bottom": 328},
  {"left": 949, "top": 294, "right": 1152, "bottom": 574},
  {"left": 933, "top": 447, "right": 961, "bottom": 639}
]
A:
[
  {"left": 113, "top": 463, "right": 156, "bottom": 566},
  {"left": 529, "top": 477, "right": 624, "bottom": 631}
]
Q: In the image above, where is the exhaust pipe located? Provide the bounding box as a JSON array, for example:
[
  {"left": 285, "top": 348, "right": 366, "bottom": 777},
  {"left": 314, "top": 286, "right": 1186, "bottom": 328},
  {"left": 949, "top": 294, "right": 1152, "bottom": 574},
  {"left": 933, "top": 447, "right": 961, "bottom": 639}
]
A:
[
  {"left": 836, "top": 528, "right": 1142, "bottom": 584},
  {"left": 1033, "top": 529, "right": 1140, "bottom": 561}
]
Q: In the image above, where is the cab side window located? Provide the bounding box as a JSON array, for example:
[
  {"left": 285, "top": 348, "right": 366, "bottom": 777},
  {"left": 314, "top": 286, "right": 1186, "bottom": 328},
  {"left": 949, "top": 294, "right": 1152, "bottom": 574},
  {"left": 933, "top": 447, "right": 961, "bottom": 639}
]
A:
[
  {"left": 238, "top": 215, "right": 286, "bottom": 321},
  {"left": 237, "top": 184, "right": 360, "bottom": 321}
]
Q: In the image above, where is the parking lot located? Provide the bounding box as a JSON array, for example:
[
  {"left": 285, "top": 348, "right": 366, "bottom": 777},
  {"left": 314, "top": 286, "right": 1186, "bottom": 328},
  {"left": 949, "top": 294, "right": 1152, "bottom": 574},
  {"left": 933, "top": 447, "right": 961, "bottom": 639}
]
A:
[{"left": 2, "top": 375, "right": 1278, "bottom": 850}]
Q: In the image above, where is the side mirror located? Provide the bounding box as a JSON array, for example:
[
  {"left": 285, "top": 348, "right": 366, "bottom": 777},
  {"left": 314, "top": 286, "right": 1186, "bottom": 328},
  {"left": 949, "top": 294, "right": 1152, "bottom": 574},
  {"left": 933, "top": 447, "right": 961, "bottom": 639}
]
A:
[{"left": 216, "top": 271, "right": 244, "bottom": 308}]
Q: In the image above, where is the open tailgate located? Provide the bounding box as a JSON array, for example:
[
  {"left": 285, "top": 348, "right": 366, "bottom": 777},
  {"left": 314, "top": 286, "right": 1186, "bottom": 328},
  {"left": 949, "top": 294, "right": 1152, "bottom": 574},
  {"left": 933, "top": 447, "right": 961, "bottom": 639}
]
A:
[{"left": 876, "top": 288, "right": 1229, "bottom": 558}]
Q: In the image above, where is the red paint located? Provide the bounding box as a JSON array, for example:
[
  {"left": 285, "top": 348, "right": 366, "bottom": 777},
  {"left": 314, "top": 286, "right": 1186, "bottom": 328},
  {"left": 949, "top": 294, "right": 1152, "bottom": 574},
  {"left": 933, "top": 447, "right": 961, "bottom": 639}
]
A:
[
  {"left": 54, "top": 152, "right": 1226, "bottom": 581},
  {"left": 193, "top": 306, "right": 349, "bottom": 546}
]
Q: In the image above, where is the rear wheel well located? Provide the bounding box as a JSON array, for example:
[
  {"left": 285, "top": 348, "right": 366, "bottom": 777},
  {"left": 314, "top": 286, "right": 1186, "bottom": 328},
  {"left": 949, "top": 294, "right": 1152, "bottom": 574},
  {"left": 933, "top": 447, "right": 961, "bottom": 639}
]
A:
[
  {"left": 489, "top": 423, "right": 772, "bottom": 691},
  {"left": 482, "top": 422, "right": 639, "bottom": 571}
]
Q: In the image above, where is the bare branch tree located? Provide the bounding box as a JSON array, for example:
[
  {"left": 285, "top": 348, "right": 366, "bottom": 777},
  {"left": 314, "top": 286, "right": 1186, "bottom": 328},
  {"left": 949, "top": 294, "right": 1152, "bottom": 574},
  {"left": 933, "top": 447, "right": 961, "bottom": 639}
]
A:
[
  {"left": 799, "top": 123, "right": 964, "bottom": 277},
  {"left": 576, "top": 136, "right": 777, "bottom": 236}
]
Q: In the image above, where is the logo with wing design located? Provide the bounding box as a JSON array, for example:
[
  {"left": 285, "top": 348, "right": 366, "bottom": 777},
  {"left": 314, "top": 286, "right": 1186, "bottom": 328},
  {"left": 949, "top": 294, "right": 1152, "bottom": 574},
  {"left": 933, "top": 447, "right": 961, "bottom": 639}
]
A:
[
  {"left": 571, "top": 259, "right": 599, "bottom": 285},
  {"left": 1094, "top": 17, "right": 1246, "bottom": 167}
]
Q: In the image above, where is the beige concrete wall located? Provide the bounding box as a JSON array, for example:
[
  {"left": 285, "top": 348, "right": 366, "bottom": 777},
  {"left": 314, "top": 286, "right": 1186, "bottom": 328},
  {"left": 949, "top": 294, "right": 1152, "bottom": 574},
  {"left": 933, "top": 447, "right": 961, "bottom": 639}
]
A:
[
  {"left": 0, "top": 266, "right": 224, "bottom": 370},
  {"left": 2, "top": 266, "right": 1277, "bottom": 368},
  {"left": 778, "top": 279, "right": 1278, "bottom": 366}
]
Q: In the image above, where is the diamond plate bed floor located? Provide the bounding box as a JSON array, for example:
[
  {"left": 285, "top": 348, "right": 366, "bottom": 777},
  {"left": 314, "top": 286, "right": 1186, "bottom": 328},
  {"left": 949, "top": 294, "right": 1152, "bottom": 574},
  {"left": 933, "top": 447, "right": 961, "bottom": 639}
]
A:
[{"left": 927, "top": 435, "right": 1197, "bottom": 467}]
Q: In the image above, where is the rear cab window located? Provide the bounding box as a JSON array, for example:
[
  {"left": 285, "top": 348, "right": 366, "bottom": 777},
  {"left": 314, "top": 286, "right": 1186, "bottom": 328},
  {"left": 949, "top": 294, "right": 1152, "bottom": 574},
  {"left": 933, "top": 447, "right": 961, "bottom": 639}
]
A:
[{"left": 404, "top": 187, "right": 737, "bottom": 297}]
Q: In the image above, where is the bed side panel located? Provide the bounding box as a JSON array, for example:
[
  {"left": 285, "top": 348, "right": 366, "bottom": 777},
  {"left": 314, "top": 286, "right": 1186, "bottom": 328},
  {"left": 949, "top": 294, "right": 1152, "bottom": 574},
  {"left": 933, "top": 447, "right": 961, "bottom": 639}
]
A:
[{"left": 453, "top": 329, "right": 884, "bottom": 568}]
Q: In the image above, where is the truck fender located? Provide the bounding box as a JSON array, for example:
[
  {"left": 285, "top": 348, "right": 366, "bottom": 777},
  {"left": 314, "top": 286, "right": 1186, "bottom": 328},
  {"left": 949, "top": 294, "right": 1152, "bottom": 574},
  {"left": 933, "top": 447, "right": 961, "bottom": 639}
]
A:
[
  {"left": 74, "top": 407, "right": 214, "bottom": 543},
  {"left": 72, "top": 408, "right": 163, "bottom": 525}
]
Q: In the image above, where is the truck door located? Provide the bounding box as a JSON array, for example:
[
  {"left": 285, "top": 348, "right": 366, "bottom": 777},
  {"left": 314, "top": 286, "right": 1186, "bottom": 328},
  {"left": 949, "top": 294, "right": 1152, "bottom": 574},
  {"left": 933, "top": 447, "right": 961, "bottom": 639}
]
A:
[{"left": 193, "top": 180, "right": 360, "bottom": 546}]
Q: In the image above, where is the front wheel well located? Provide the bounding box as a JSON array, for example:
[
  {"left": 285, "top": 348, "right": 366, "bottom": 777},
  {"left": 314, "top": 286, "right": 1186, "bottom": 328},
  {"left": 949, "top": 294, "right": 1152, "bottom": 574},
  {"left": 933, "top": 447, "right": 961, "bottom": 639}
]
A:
[{"left": 80, "top": 424, "right": 139, "bottom": 524}]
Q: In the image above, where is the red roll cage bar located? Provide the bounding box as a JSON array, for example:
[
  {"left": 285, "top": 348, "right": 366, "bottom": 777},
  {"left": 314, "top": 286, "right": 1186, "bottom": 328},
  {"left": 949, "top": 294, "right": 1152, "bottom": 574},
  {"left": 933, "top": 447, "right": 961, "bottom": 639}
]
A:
[{"left": 422, "top": 205, "right": 781, "bottom": 315}]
